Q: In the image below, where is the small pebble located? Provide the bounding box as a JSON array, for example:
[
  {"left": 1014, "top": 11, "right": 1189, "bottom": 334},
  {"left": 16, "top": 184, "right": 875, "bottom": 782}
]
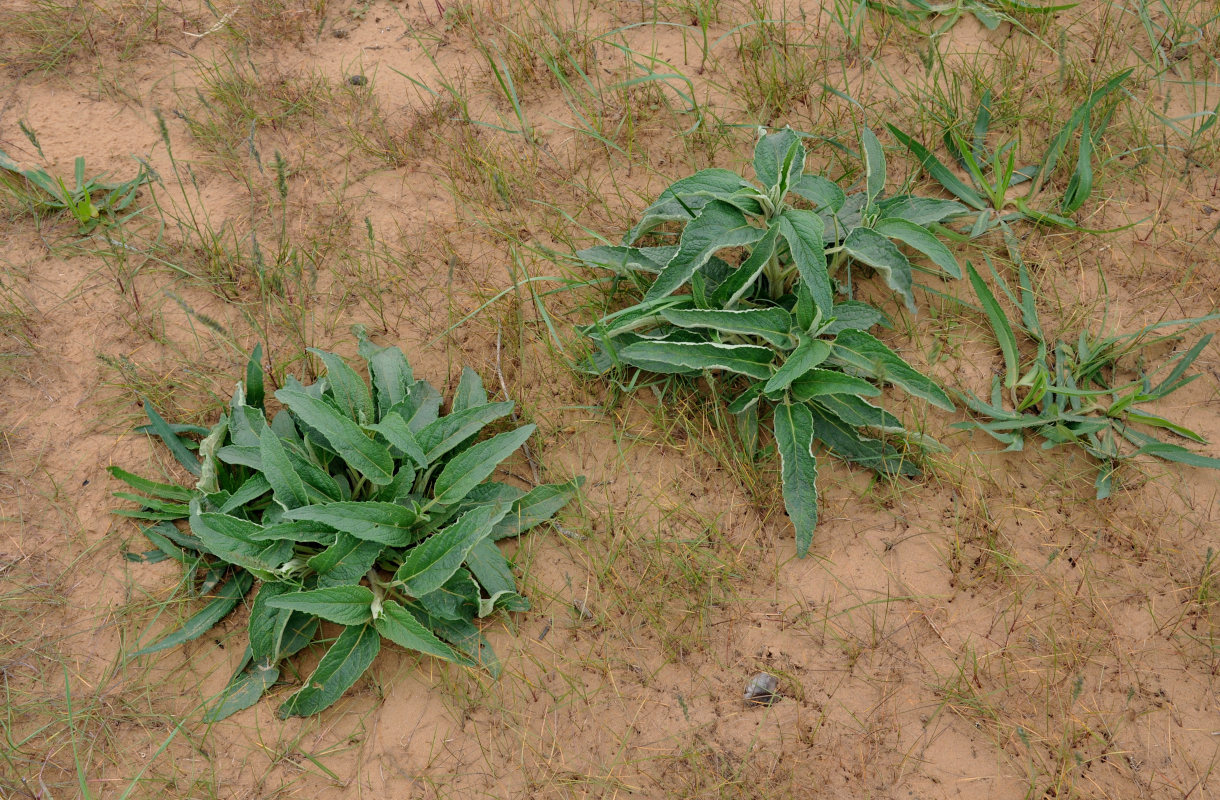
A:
[
  {"left": 744, "top": 672, "right": 780, "bottom": 706},
  {"left": 347, "top": 75, "right": 369, "bottom": 86},
  {"left": 1203, "top": 205, "right": 1217, "bottom": 215}
]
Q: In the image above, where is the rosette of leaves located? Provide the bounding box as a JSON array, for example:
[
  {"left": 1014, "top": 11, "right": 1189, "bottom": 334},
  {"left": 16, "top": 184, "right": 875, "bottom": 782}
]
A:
[
  {"left": 112, "top": 331, "right": 581, "bottom": 719},
  {"left": 574, "top": 127, "right": 957, "bottom": 557}
]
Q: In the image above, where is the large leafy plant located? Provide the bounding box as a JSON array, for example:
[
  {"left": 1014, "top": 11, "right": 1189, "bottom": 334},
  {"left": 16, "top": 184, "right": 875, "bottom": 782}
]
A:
[
  {"left": 958, "top": 247, "right": 1220, "bottom": 498},
  {"left": 113, "top": 331, "right": 581, "bottom": 719},
  {"left": 575, "top": 127, "right": 958, "bottom": 556}
]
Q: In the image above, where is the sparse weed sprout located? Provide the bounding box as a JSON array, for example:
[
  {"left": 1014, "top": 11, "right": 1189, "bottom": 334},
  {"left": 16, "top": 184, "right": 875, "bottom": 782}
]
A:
[
  {"left": 0, "top": 147, "right": 148, "bottom": 234},
  {"left": 576, "top": 127, "right": 961, "bottom": 555},
  {"left": 113, "top": 331, "right": 581, "bottom": 719},
  {"left": 959, "top": 243, "right": 1220, "bottom": 498}
]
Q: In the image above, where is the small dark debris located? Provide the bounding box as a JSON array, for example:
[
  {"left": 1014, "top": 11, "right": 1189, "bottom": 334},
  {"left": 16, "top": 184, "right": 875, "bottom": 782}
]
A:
[
  {"left": 82, "top": 479, "right": 89, "bottom": 486},
  {"left": 348, "top": 75, "right": 368, "bottom": 87},
  {"left": 1203, "top": 205, "right": 1217, "bottom": 215},
  {"left": 744, "top": 673, "right": 780, "bottom": 706},
  {"left": 332, "top": 28, "right": 349, "bottom": 38}
]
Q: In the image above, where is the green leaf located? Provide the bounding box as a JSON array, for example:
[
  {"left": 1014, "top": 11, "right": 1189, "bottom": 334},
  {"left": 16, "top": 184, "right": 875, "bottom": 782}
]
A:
[
  {"left": 395, "top": 504, "right": 509, "bottom": 596},
  {"left": 134, "top": 524, "right": 195, "bottom": 564},
  {"left": 764, "top": 336, "right": 832, "bottom": 394},
  {"left": 877, "top": 196, "right": 969, "bottom": 226},
  {"left": 308, "top": 533, "right": 386, "bottom": 588},
  {"left": 274, "top": 388, "right": 393, "bottom": 486},
  {"left": 416, "top": 569, "right": 479, "bottom": 620},
  {"left": 281, "top": 443, "right": 344, "bottom": 503},
  {"left": 431, "top": 426, "right": 537, "bottom": 507},
  {"left": 711, "top": 224, "right": 780, "bottom": 307},
  {"left": 217, "top": 473, "right": 272, "bottom": 514},
  {"left": 490, "top": 477, "right": 584, "bottom": 540},
  {"left": 788, "top": 367, "right": 880, "bottom": 400},
  {"left": 355, "top": 326, "right": 414, "bottom": 418},
  {"left": 190, "top": 508, "right": 293, "bottom": 575},
  {"left": 965, "top": 262, "right": 1020, "bottom": 388},
  {"left": 842, "top": 228, "right": 916, "bottom": 313},
  {"left": 886, "top": 124, "right": 987, "bottom": 210},
  {"left": 778, "top": 208, "right": 833, "bottom": 314},
  {"left": 247, "top": 582, "right": 295, "bottom": 667},
  {"left": 812, "top": 393, "right": 904, "bottom": 432},
  {"left": 753, "top": 127, "right": 805, "bottom": 195},
  {"left": 824, "top": 301, "right": 889, "bottom": 335},
  {"left": 587, "top": 295, "right": 694, "bottom": 338},
  {"left": 1028, "top": 68, "right": 1131, "bottom": 198},
  {"left": 789, "top": 174, "right": 845, "bottom": 211},
  {"left": 278, "top": 613, "right": 319, "bottom": 660},
  {"left": 808, "top": 404, "right": 919, "bottom": 476},
  {"left": 140, "top": 520, "right": 205, "bottom": 555},
  {"left": 465, "top": 537, "right": 516, "bottom": 597},
  {"left": 415, "top": 402, "right": 514, "bottom": 464},
  {"left": 245, "top": 344, "right": 265, "bottom": 410},
  {"left": 618, "top": 340, "right": 775, "bottom": 380},
  {"left": 644, "top": 201, "right": 767, "bottom": 301},
  {"left": 112, "top": 493, "right": 189, "bottom": 517},
  {"left": 773, "top": 401, "right": 818, "bottom": 557},
  {"left": 282, "top": 502, "right": 425, "bottom": 547},
  {"left": 575, "top": 245, "right": 676, "bottom": 275},
  {"left": 309, "top": 348, "right": 375, "bottom": 425},
  {"left": 141, "top": 399, "right": 202, "bottom": 477},
  {"left": 259, "top": 426, "right": 309, "bottom": 511},
  {"left": 406, "top": 606, "right": 501, "bottom": 676},
  {"left": 1125, "top": 409, "right": 1207, "bottom": 443},
  {"left": 872, "top": 218, "right": 961, "bottom": 279},
  {"left": 267, "top": 586, "right": 375, "bottom": 626},
  {"left": 364, "top": 412, "right": 428, "bottom": 469},
  {"left": 374, "top": 599, "right": 474, "bottom": 666},
  {"left": 831, "top": 329, "right": 954, "bottom": 410},
  {"left": 625, "top": 169, "right": 758, "bottom": 243},
  {"left": 204, "top": 659, "right": 280, "bottom": 723},
  {"left": 453, "top": 367, "right": 488, "bottom": 412},
  {"left": 660, "top": 307, "right": 792, "bottom": 348},
  {"left": 861, "top": 128, "right": 886, "bottom": 205},
  {"left": 395, "top": 380, "right": 443, "bottom": 432},
  {"left": 131, "top": 572, "right": 252, "bottom": 657},
  {"left": 277, "top": 623, "right": 381, "bottom": 718},
  {"left": 107, "top": 467, "right": 193, "bottom": 502},
  {"left": 1060, "top": 113, "right": 1093, "bottom": 213}
]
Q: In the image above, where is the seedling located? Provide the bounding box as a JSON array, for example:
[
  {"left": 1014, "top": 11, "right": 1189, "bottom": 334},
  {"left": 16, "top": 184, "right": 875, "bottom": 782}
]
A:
[
  {"left": 869, "top": 0, "right": 1076, "bottom": 38},
  {"left": 575, "top": 127, "right": 960, "bottom": 556},
  {"left": 957, "top": 241, "right": 1220, "bottom": 498},
  {"left": 113, "top": 331, "right": 581, "bottom": 719},
  {"left": 888, "top": 69, "right": 1132, "bottom": 235},
  {"left": 0, "top": 147, "right": 148, "bottom": 234}
]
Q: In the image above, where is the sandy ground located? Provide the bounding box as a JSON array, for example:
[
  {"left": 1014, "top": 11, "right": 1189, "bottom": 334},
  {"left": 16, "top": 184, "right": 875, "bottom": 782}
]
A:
[{"left": 1, "top": 1, "right": 1218, "bottom": 798}]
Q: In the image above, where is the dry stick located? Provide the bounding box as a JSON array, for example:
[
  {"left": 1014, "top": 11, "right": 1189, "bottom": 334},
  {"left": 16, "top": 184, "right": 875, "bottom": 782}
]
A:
[
  {"left": 184, "top": 8, "right": 240, "bottom": 42},
  {"left": 496, "top": 324, "right": 541, "bottom": 485}
]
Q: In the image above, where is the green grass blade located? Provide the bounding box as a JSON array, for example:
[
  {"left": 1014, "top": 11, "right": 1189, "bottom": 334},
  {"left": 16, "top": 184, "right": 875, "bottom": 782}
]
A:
[{"left": 966, "top": 261, "right": 1020, "bottom": 388}]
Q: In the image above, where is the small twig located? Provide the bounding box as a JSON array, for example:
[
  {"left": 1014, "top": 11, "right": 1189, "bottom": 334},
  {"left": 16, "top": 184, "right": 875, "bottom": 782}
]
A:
[{"left": 496, "top": 324, "right": 541, "bottom": 485}]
